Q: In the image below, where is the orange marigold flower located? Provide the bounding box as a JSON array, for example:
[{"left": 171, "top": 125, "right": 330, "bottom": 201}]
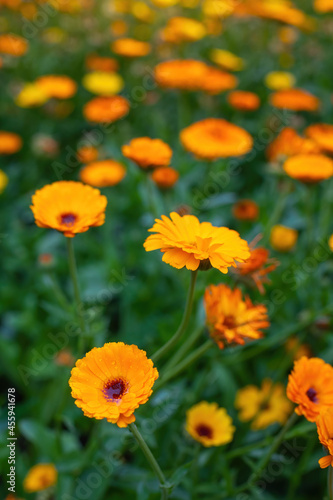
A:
[
  {"left": 111, "top": 37, "right": 151, "bottom": 57},
  {"left": 270, "top": 88, "right": 320, "bottom": 112},
  {"left": 235, "top": 245, "right": 278, "bottom": 294},
  {"left": 54, "top": 348, "right": 75, "bottom": 367},
  {"left": 236, "top": 379, "right": 292, "bottom": 430},
  {"left": 69, "top": 342, "right": 158, "bottom": 428},
  {"left": 35, "top": 75, "right": 77, "bottom": 99},
  {"left": 151, "top": 166, "right": 179, "bottom": 189},
  {"left": 85, "top": 54, "right": 119, "bottom": 72},
  {"left": 204, "top": 284, "right": 269, "bottom": 349},
  {"left": 186, "top": 401, "right": 235, "bottom": 447},
  {"left": 287, "top": 356, "right": 333, "bottom": 422},
  {"left": 154, "top": 59, "right": 207, "bottom": 91},
  {"left": 0, "top": 131, "right": 22, "bottom": 154},
  {"left": 144, "top": 212, "right": 250, "bottom": 273},
  {"left": 83, "top": 95, "right": 129, "bottom": 123},
  {"left": 30, "top": 181, "right": 107, "bottom": 237},
  {"left": 232, "top": 199, "right": 259, "bottom": 221},
  {"left": 23, "top": 463, "right": 57, "bottom": 492},
  {"left": 0, "top": 33, "right": 28, "bottom": 56},
  {"left": 305, "top": 123, "right": 333, "bottom": 154},
  {"left": 80, "top": 160, "right": 126, "bottom": 187},
  {"left": 76, "top": 145, "right": 99, "bottom": 163},
  {"left": 316, "top": 408, "right": 333, "bottom": 468},
  {"left": 228, "top": 90, "right": 260, "bottom": 111},
  {"left": 283, "top": 154, "right": 333, "bottom": 183},
  {"left": 122, "top": 137, "right": 172, "bottom": 169},
  {"left": 267, "top": 127, "right": 321, "bottom": 162},
  {"left": 154, "top": 59, "right": 237, "bottom": 94},
  {"left": 180, "top": 118, "right": 253, "bottom": 160},
  {"left": 314, "top": 0, "right": 333, "bottom": 13}
]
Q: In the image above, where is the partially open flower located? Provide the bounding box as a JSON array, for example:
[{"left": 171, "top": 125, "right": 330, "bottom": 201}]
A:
[
  {"left": 204, "top": 284, "right": 269, "bottom": 349},
  {"left": 180, "top": 118, "right": 253, "bottom": 160},
  {"left": 122, "top": 137, "right": 172, "bottom": 169},
  {"left": 30, "top": 181, "right": 107, "bottom": 237},
  {"left": 23, "top": 464, "right": 57, "bottom": 492},
  {"left": 83, "top": 96, "right": 129, "bottom": 123},
  {"left": 236, "top": 379, "right": 292, "bottom": 430},
  {"left": 232, "top": 199, "right": 259, "bottom": 221},
  {"left": 111, "top": 38, "right": 151, "bottom": 57},
  {"left": 316, "top": 408, "right": 333, "bottom": 468},
  {"left": 235, "top": 245, "right": 278, "bottom": 294},
  {"left": 80, "top": 160, "right": 126, "bottom": 187},
  {"left": 144, "top": 212, "right": 250, "bottom": 273},
  {"left": 228, "top": 90, "right": 260, "bottom": 111},
  {"left": 186, "top": 401, "right": 235, "bottom": 447},
  {"left": 270, "top": 88, "right": 320, "bottom": 112},
  {"left": 151, "top": 166, "right": 179, "bottom": 189},
  {"left": 287, "top": 356, "right": 333, "bottom": 422},
  {"left": 305, "top": 123, "right": 333, "bottom": 154},
  {"left": 35, "top": 75, "right": 77, "bottom": 99},
  {"left": 270, "top": 225, "right": 298, "bottom": 252},
  {"left": 283, "top": 154, "right": 333, "bottom": 183},
  {"left": 69, "top": 342, "right": 158, "bottom": 427}
]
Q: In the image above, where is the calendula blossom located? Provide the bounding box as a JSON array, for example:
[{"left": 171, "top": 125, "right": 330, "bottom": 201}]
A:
[{"left": 186, "top": 402, "right": 235, "bottom": 447}]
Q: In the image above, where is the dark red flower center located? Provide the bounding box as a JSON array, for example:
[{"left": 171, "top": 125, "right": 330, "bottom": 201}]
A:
[
  {"left": 306, "top": 387, "right": 318, "bottom": 403},
  {"left": 224, "top": 315, "right": 236, "bottom": 329},
  {"left": 196, "top": 424, "right": 213, "bottom": 439},
  {"left": 60, "top": 213, "right": 77, "bottom": 227},
  {"left": 103, "top": 378, "right": 127, "bottom": 402}
]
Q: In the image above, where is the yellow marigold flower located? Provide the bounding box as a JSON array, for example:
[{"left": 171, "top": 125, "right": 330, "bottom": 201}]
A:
[
  {"left": 76, "top": 145, "right": 98, "bottom": 163},
  {"left": 227, "top": 90, "right": 260, "bottom": 111},
  {"left": 236, "top": 379, "right": 292, "bottom": 430},
  {"left": 122, "top": 137, "right": 172, "bottom": 169},
  {"left": 132, "top": 1, "right": 155, "bottom": 23},
  {"left": 204, "top": 284, "right": 269, "bottom": 349},
  {"left": 151, "top": 166, "right": 179, "bottom": 189},
  {"left": 232, "top": 199, "right": 259, "bottom": 221},
  {"left": 235, "top": 246, "right": 278, "bottom": 294},
  {"left": 270, "top": 225, "right": 298, "bottom": 252},
  {"left": 180, "top": 118, "right": 253, "bottom": 160},
  {"left": 329, "top": 234, "right": 333, "bottom": 252},
  {"left": 23, "top": 463, "right": 57, "bottom": 492},
  {"left": 316, "top": 408, "right": 333, "bottom": 468},
  {"left": 314, "top": 0, "right": 333, "bottom": 12},
  {"left": 35, "top": 75, "right": 77, "bottom": 99},
  {"left": 0, "top": 131, "right": 22, "bottom": 154},
  {"left": 203, "top": 0, "right": 236, "bottom": 18},
  {"left": 85, "top": 54, "right": 119, "bottom": 72},
  {"left": 265, "top": 71, "right": 296, "bottom": 90},
  {"left": 209, "top": 48, "right": 244, "bottom": 71},
  {"left": 80, "top": 160, "right": 126, "bottom": 187},
  {"left": 161, "top": 16, "right": 206, "bottom": 43},
  {"left": 0, "top": 169, "right": 9, "bottom": 193},
  {"left": 83, "top": 95, "right": 129, "bottom": 123},
  {"left": 15, "top": 83, "right": 49, "bottom": 108},
  {"left": 69, "top": 342, "right": 158, "bottom": 428},
  {"left": 111, "top": 38, "right": 151, "bottom": 57},
  {"left": 267, "top": 127, "right": 321, "bottom": 162},
  {"left": 283, "top": 154, "right": 333, "bottom": 183},
  {"left": 144, "top": 212, "right": 250, "bottom": 273},
  {"left": 82, "top": 71, "right": 124, "bottom": 96},
  {"left": 270, "top": 88, "right": 320, "bottom": 112},
  {"left": 186, "top": 402, "right": 235, "bottom": 447},
  {"left": 0, "top": 33, "right": 28, "bottom": 56},
  {"left": 305, "top": 123, "right": 333, "bottom": 155},
  {"left": 287, "top": 357, "right": 333, "bottom": 422},
  {"left": 30, "top": 181, "right": 107, "bottom": 237}
]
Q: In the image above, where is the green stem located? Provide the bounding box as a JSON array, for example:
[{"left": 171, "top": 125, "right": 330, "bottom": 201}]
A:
[
  {"left": 236, "top": 412, "right": 299, "bottom": 495},
  {"left": 328, "top": 466, "right": 333, "bottom": 500},
  {"left": 155, "top": 339, "right": 213, "bottom": 390},
  {"left": 128, "top": 423, "right": 170, "bottom": 500},
  {"left": 162, "top": 324, "right": 205, "bottom": 374},
  {"left": 66, "top": 238, "right": 87, "bottom": 354},
  {"left": 152, "top": 270, "right": 198, "bottom": 364}
]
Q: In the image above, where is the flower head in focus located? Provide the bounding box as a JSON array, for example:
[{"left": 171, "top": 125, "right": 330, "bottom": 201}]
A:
[{"left": 186, "top": 401, "right": 235, "bottom": 447}]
